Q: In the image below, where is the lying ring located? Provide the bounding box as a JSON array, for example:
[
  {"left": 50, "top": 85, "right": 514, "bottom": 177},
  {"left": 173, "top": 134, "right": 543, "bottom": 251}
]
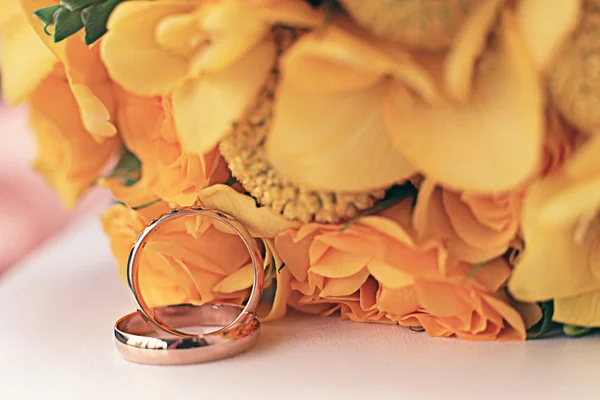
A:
[
  {"left": 126, "top": 205, "right": 264, "bottom": 338},
  {"left": 114, "top": 303, "right": 260, "bottom": 365}
]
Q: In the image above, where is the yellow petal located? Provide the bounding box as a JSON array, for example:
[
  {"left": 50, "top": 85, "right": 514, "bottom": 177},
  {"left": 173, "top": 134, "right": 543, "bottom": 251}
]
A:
[
  {"left": 18, "top": 0, "right": 66, "bottom": 60},
  {"left": 155, "top": 13, "right": 205, "bottom": 59},
  {"left": 28, "top": 74, "right": 119, "bottom": 207},
  {"left": 174, "top": 39, "right": 276, "bottom": 155},
  {"left": 554, "top": 291, "right": 600, "bottom": 327},
  {"left": 444, "top": 0, "right": 504, "bottom": 102},
  {"left": 282, "top": 27, "right": 398, "bottom": 94},
  {"left": 256, "top": 0, "right": 321, "bottom": 28},
  {"left": 536, "top": 172, "right": 600, "bottom": 227},
  {"left": 101, "top": 1, "right": 193, "bottom": 95},
  {"left": 197, "top": 184, "right": 300, "bottom": 238},
  {"left": 565, "top": 135, "right": 600, "bottom": 178},
  {"left": 517, "top": 0, "right": 582, "bottom": 73},
  {"left": 267, "top": 79, "right": 415, "bottom": 192},
  {"left": 213, "top": 262, "right": 254, "bottom": 293},
  {"left": 191, "top": 0, "right": 269, "bottom": 73},
  {"left": 385, "top": 11, "right": 543, "bottom": 192},
  {"left": 528, "top": 136, "right": 600, "bottom": 225},
  {"left": 483, "top": 294, "right": 527, "bottom": 340},
  {"left": 282, "top": 22, "right": 440, "bottom": 101},
  {"left": 494, "top": 288, "right": 542, "bottom": 329},
  {"left": 70, "top": 84, "right": 116, "bottom": 140},
  {"left": 442, "top": 190, "right": 518, "bottom": 250},
  {"left": 97, "top": 177, "right": 159, "bottom": 210},
  {"left": 64, "top": 39, "right": 117, "bottom": 141},
  {"left": 309, "top": 250, "right": 371, "bottom": 278},
  {"left": 0, "top": 11, "right": 57, "bottom": 105},
  {"left": 263, "top": 263, "right": 291, "bottom": 322},
  {"left": 508, "top": 181, "right": 600, "bottom": 301},
  {"left": 367, "top": 259, "right": 415, "bottom": 289},
  {"left": 319, "top": 268, "right": 370, "bottom": 298},
  {"left": 378, "top": 286, "right": 420, "bottom": 318}
]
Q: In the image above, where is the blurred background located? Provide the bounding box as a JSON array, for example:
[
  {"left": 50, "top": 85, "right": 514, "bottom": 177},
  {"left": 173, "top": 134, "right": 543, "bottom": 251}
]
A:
[{"left": 0, "top": 100, "right": 108, "bottom": 273}]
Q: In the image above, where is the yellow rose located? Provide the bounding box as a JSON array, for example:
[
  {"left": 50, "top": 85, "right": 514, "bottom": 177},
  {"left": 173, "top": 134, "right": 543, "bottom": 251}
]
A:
[
  {"left": 101, "top": 201, "right": 257, "bottom": 307},
  {"left": 100, "top": 0, "right": 319, "bottom": 155},
  {"left": 385, "top": 6, "right": 545, "bottom": 192},
  {"left": 13, "top": 0, "right": 118, "bottom": 142},
  {"left": 28, "top": 70, "right": 119, "bottom": 207},
  {"left": 275, "top": 198, "right": 535, "bottom": 340},
  {"left": 265, "top": 14, "right": 431, "bottom": 192},
  {"left": 509, "top": 136, "right": 600, "bottom": 327},
  {"left": 0, "top": 0, "right": 56, "bottom": 105}
]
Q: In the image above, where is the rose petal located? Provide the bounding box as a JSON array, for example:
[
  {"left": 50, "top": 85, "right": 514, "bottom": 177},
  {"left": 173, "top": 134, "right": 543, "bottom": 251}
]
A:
[
  {"left": 213, "top": 262, "right": 254, "bottom": 293},
  {"left": 367, "top": 258, "right": 415, "bottom": 289},
  {"left": 444, "top": 0, "right": 504, "bottom": 102},
  {"left": 517, "top": 0, "right": 582, "bottom": 73},
  {"left": 310, "top": 250, "right": 370, "bottom": 278},
  {"left": 508, "top": 178, "right": 600, "bottom": 301},
  {"left": 0, "top": 7, "right": 57, "bottom": 105},
  {"left": 554, "top": 291, "right": 600, "bottom": 327},
  {"left": 267, "top": 79, "right": 415, "bottom": 192},
  {"left": 174, "top": 39, "right": 276, "bottom": 155},
  {"left": 17, "top": 0, "right": 66, "bottom": 60},
  {"left": 318, "top": 268, "right": 370, "bottom": 298},
  {"left": 198, "top": 184, "right": 300, "bottom": 238},
  {"left": 385, "top": 12, "right": 543, "bottom": 192},
  {"left": 101, "top": 1, "right": 193, "bottom": 96}
]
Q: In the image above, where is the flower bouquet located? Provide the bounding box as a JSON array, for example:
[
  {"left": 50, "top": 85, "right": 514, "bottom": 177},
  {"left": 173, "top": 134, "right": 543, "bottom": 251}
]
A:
[{"left": 1, "top": 0, "right": 598, "bottom": 341}]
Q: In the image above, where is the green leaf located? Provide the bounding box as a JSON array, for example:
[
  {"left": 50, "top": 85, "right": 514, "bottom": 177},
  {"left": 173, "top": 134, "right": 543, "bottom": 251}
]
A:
[
  {"left": 81, "top": 0, "right": 123, "bottom": 45},
  {"left": 264, "top": 257, "right": 277, "bottom": 283},
  {"left": 340, "top": 183, "right": 417, "bottom": 232},
  {"left": 53, "top": 7, "right": 84, "bottom": 43},
  {"left": 464, "top": 262, "right": 486, "bottom": 281},
  {"left": 563, "top": 324, "right": 594, "bottom": 338},
  {"left": 106, "top": 148, "right": 142, "bottom": 186},
  {"left": 131, "top": 198, "right": 162, "bottom": 210},
  {"left": 61, "top": 0, "right": 104, "bottom": 12},
  {"left": 115, "top": 198, "right": 162, "bottom": 211},
  {"left": 34, "top": 5, "right": 61, "bottom": 35},
  {"left": 224, "top": 176, "right": 239, "bottom": 187},
  {"left": 527, "top": 301, "right": 560, "bottom": 339},
  {"left": 317, "top": 0, "right": 336, "bottom": 36}
]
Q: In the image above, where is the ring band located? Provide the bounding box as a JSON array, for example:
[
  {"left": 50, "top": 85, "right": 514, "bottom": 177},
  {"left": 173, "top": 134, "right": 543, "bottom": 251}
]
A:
[
  {"left": 126, "top": 205, "right": 265, "bottom": 338},
  {"left": 114, "top": 303, "right": 260, "bottom": 365}
]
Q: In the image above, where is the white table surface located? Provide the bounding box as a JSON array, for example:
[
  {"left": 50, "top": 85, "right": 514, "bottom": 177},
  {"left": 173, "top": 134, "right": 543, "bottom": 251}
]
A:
[{"left": 0, "top": 212, "right": 598, "bottom": 400}]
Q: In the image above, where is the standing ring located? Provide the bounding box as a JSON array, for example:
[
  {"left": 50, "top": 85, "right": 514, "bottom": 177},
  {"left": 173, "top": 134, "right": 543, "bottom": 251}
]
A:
[{"left": 126, "top": 205, "right": 264, "bottom": 339}]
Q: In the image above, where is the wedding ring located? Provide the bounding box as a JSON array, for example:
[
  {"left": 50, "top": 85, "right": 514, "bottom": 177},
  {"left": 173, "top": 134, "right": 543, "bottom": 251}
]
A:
[
  {"left": 114, "top": 303, "right": 260, "bottom": 365},
  {"left": 126, "top": 205, "right": 264, "bottom": 338}
]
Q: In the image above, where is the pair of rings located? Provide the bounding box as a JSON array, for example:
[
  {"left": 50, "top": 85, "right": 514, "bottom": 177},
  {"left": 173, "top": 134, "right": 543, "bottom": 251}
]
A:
[{"left": 114, "top": 206, "right": 265, "bottom": 365}]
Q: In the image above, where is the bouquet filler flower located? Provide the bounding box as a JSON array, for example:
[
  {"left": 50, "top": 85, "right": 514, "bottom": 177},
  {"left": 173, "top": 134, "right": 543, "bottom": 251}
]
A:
[{"left": 1, "top": 0, "right": 599, "bottom": 341}]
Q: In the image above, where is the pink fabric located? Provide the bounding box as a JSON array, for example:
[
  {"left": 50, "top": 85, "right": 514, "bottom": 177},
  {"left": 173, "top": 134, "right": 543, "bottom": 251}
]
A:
[{"left": 0, "top": 104, "right": 109, "bottom": 271}]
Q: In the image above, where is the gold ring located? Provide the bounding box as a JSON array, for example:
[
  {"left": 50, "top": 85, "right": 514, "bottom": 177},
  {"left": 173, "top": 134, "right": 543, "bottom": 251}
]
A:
[
  {"left": 114, "top": 303, "right": 260, "bottom": 365},
  {"left": 126, "top": 205, "right": 264, "bottom": 338}
]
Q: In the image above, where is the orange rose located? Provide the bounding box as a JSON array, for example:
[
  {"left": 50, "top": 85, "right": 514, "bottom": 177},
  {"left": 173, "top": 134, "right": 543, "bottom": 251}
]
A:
[
  {"left": 28, "top": 69, "right": 119, "bottom": 207},
  {"left": 275, "top": 198, "right": 534, "bottom": 340},
  {"left": 15, "top": 0, "right": 117, "bottom": 142},
  {"left": 101, "top": 201, "right": 257, "bottom": 307},
  {"left": 104, "top": 88, "right": 230, "bottom": 207},
  {"left": 413, "top": 179, "right": 523, "bottom": 264}
]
